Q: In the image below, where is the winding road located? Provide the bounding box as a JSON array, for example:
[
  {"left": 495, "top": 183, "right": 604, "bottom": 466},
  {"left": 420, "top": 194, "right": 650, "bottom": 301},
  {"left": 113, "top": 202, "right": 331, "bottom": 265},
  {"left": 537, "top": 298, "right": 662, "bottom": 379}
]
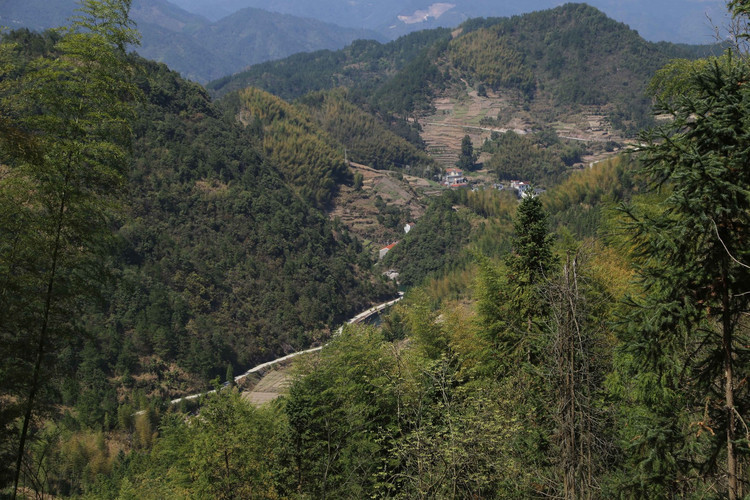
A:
[{"left": 168, "top": 292, "right": 404, "bottom": 405}]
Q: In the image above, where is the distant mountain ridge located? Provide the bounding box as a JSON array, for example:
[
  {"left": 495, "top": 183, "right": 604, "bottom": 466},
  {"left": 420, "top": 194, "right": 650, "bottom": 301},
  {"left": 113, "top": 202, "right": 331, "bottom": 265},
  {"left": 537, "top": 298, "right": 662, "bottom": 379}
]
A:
[
  {"left": 0, "top": 0, "right": 383, "bottom": 83},
  {"left": 208, "top": 1, "right": 720, "bottom": 179},
  {"left": 168, "top": 0, "right": 727, "bottom": 44},
  {"left": 210, "top": 4, "right": 715, "bottom": 110}
]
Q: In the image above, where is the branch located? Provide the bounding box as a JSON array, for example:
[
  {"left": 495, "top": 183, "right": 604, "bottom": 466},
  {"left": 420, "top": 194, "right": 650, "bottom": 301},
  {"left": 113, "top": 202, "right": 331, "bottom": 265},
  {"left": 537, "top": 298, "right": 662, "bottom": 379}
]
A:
[
  {"left": 734, "top": 407, "right": 750, "bottom": 445},
  {"left": 711, "top": 218, "right": 750, "bottom": 270}
]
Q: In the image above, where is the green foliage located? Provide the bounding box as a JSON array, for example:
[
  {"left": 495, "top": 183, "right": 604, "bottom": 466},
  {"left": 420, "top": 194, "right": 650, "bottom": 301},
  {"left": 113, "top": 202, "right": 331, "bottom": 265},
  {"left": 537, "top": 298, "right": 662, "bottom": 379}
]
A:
[
  {"left": 369, "top": 47, "right": 446, "bottom": 116},
  {"left": 453, "top": 4, "right": 710, "bottom": 132},
  {"left": 208, "top": 28, "right": 452, "bottom": 102},
  {"left": 0, "top": 1, "right": 140, "bottom": 493},
  {"left": 476, "top": 195, "right": 556, "bottom": 370},
  {"left": 729, "top": 0, "right": 750, "bottom": 30},
  {"left": 353, "top": 171, "right": 363, "bottom": 190},
  {"left": 448, "top": 27, "right": 536, "bottom": 97},
  {"left": 235, "top": 86, "right": 350, "bottom": 207},
  {"left": 188, "top": 390, "right": 281, "bottom": 499},
  {"left": 614, "top": 53, "right": 750, "bottom": 497},
  {"left": 297, "top": 89, "right": 438, "bottom": 177},
  {"left": 5, "top": 4, "right": 749, "bottom": 499},
  {"left": 2, "top": 29, "right": 396, "bottom": 497},
  {"left": 482, "top": 130, "right": 586, "bottom": 184},
  {"left": 281, "top": 325, "right": 397, "bottom": 498},
  {"left": 647, "top": 57, "right": 712, "bottom": 103},
  {"left": 108, "top": 59, "right": 391, "bottom": 382},
  {"left": 208, "top": 3, "right": 713, "bottom": 143},
  {"left": 97, "top": 390, "right": 283, "bottom": 499},
  {"left": 507, "top": 196, "right": 555, "bottom": 289},
  {"left": 543, "top": 155, "right": 639, "bottom": 238},
  {"left": 382, "top": 194, "right": 472, "bottom": 287},
  {"left": 456, "top": 134, "right": 477, "bottom": 171}
]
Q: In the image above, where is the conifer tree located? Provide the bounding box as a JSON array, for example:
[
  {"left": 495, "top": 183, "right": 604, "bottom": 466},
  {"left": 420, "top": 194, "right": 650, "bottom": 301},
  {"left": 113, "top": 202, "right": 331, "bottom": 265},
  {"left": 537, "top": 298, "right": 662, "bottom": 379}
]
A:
[
  {"left": 506, "top": 195, "right": 555, "bottom": 341},
  {"left": 619, "top": 53, "right": 750, "bottom": 498},
  {"left": 456, "top": 134, "right": 477, "bottom": 171}
]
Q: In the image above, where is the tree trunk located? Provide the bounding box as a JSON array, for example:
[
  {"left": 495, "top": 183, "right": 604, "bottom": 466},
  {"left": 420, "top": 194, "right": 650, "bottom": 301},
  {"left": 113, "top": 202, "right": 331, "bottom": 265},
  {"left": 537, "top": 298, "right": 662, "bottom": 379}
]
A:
[
  {"left": 723, "top": 265, "right": 737, "bottom": 500},
  {"left": 12, "top": 177, "right": 68, "bottom": 500}
]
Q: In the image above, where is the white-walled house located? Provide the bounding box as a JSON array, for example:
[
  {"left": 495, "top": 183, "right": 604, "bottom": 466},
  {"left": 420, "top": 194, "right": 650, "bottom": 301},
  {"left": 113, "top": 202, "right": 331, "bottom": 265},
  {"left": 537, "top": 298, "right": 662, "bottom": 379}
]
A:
[
  {"left": 443, "top": 168, "right": 467, "bottom": 187},
  {"left": 379, "top": 242, "right": 398, "bottom": 260}
]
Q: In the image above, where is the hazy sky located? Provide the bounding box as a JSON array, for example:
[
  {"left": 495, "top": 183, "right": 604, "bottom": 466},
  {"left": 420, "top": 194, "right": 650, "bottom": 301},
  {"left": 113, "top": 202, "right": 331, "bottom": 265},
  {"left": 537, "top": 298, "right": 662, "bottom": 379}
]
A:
[{"left": 168, "top": 0, "right": 730, "bottom": 44}]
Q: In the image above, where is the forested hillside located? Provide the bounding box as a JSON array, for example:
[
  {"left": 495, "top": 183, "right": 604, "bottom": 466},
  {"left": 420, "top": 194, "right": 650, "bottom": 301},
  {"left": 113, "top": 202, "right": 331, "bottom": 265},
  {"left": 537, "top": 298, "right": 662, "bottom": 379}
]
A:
[
  {"left": 4, "top": 1, "right": 750, "bottom": 499},
  {"left": 0, "top": 12, "right": 395, "bottom": 495},
  {"left": 228, "top": 86, "right": 350, "bottom": 207},
  {"left": 209, "top": 4, "right": 716, "bottom": 133},
  {"left": 296, "top": 90, "right": 438, "bottom": 177},
  {"left": 207, "top": 28, "right": 452, "bottom": 101},
  {"left": 116, "top": 60, "right": 391, "bottom": 377}
]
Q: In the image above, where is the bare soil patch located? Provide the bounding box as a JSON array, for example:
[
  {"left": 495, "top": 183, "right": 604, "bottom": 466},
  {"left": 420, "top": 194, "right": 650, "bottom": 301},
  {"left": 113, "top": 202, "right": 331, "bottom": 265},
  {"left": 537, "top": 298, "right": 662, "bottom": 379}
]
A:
[
  {"left": 419, "top": 82, "right": 631, "bottom": 170},
  {"left": 330, "top": 162, "right": 435, "bottom": 251}
]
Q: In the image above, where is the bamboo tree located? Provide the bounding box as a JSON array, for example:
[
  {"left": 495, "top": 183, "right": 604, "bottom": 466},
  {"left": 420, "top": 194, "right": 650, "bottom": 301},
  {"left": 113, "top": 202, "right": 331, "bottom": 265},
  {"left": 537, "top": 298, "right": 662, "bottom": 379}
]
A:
[{"left": 0, "top": 1, "right": 140, "bottom": 496}]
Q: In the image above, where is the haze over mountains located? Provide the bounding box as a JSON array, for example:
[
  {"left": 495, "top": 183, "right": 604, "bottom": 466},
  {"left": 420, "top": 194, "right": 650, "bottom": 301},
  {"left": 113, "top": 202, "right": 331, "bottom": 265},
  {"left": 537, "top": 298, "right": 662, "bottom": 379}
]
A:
[
  {"left": 0, "top": 0, "right": 727, "bottom": 83},
  {"left": 171, "top": 0, "right": 728, "bottom": 44},
  {"left": 0, "top": 0, "right": 382, "bottom": 82}
]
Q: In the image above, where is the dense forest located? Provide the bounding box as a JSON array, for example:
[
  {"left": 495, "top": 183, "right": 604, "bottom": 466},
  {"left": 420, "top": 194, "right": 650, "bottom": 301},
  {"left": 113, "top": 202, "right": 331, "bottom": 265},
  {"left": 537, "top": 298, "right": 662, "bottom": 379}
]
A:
[
  {"left": 3, "top": 0, "right": 750, "bottom": 499},
  {"left": 296, "top": 90, "right": 439, "bottom": 178},
  {"left": 0, "top": 2, "right": 394, "bottom": 496},
  {"left": 481, "top": 128, "right": 589, "bottom": 184}
]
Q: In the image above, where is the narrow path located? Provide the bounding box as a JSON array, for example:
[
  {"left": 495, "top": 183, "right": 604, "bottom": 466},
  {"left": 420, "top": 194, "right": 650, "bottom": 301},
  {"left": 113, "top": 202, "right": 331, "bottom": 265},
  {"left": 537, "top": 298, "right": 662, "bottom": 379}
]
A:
[
  {"left": 168, "top": 293, "right": 405, "bottom": 405},
  {"left": 422, "top": 121, "right": 527, "bottom": 135}
]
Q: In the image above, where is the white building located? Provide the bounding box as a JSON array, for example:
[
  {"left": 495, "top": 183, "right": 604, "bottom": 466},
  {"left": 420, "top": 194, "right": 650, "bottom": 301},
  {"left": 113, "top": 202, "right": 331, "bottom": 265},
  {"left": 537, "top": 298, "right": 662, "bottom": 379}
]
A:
[
  {"left": 443, "top": 168, "right": 467, "bottom": 187},
  {"left": 379, "top": 242, "right": 398, "bottom": 260}
]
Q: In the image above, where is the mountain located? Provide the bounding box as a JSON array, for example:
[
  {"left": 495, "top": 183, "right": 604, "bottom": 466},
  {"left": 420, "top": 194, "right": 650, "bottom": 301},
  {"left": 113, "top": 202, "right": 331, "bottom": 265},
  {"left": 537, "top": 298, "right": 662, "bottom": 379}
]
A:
[
  {"left": 139, "top": 6, "right": 383, "bottom": 82},
  {"left": 209, "top": 4, "right": 718, "bottom": 186},
  {"left": 111, "top": 58, "right": 393, "bottom": 379},
  {"left": 167, "top": 0, "right": 728, "bottom": 44},
  {"left": 209, "top": 4, "right": 713, "bottom": 113},
  {"left": 0, "top": 0, "right": 383, "bottom": 82},
  {"left": 208, "top": 28, "right": 453, "bottom": 100}
]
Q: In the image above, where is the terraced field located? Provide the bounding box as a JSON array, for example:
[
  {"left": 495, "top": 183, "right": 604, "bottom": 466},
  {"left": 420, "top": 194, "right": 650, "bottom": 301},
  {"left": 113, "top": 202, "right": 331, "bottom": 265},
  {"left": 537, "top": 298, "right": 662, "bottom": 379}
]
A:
[
  {"left": 329, "top": 162, "right": 433, "bottom": 249},
  {"left": 421, "top": 84, "right": 531, "bottom": 167},
  {"left": 242, "top": 369, "right": 290, "bottom": 406},
  {"left": 420, "top": 82, "right": 630, "bottom": 169}
]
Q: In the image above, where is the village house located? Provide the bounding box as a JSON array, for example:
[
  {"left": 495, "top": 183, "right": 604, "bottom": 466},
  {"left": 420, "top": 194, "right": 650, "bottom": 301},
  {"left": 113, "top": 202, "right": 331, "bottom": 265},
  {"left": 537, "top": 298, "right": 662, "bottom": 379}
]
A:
[
  {"left": 379, "top": 242, "right": 398, "bottom": 260},
  {"left": 510, "top": 180, "right": 533, "bottom": 198},
  {"left": 443, "top": 167, "right": 467, "bottom": 187},
  {"left": 383, "top": 269, "right": 400, "bottom": 281}
]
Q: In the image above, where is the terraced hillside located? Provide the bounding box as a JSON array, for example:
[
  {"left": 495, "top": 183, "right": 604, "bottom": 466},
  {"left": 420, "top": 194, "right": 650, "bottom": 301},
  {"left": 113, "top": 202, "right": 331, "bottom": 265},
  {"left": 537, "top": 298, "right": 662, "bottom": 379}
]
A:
[
  {"left": 329, "top": 162, "right": 436, "bottom": 250},
  {"left": 420, "top": 81, "right": 631, "bottom": 169}
]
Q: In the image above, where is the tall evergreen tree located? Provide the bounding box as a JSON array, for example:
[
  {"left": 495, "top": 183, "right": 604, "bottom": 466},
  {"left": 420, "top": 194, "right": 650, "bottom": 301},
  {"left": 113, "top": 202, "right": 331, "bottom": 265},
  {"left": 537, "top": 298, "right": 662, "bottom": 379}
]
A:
[
  {"left": 506, "top": 195, "right": 556, "bottom": 340},
  {"left": 473, "top": 196, "right": 558, "bottom": 495},
  {"left": 618, "top": 53, "right": 750, "bottom": 498},
  {"left": 456, "top": 134, "right": 477, "bottom": 171}
]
